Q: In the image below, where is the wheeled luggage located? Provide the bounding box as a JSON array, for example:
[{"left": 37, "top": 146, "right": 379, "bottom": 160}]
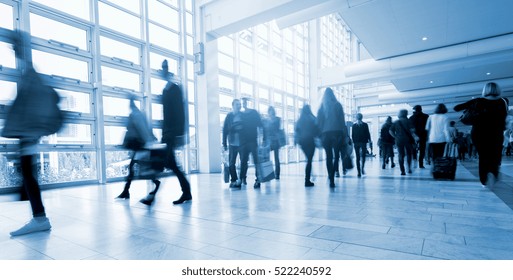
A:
[{"left": 432, "top": 143, "right": 458, "bottom": 180}]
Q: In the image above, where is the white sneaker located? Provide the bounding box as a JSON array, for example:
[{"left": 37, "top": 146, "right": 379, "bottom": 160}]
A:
[{"left": 10, "top": 217, "right": 51, "bottom": 237}]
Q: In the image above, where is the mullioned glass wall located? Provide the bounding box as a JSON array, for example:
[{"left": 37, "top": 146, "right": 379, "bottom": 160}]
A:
[
  {"left": 217, "top": 14, "right": 355, "bottom": 164},
  {"left": 0, "top": 0, "right": 197, "bottom": 191}
]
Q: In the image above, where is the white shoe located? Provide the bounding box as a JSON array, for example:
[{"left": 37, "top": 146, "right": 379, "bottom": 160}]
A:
[{"left": 10, "top": 217, "right": 51, "bottom": 237}]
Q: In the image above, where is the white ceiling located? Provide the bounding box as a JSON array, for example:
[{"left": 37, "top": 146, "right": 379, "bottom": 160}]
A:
[
  {"left": 201, "top": 0, "right": 513, "bottom": 113},
  {"left": 337, "top": 0, "right": 513, "bottom": 107}
]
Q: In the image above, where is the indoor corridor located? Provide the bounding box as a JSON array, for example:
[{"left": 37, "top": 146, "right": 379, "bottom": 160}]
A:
[{"left": 1, "top": 157, "right": 513, "bottom": 260}]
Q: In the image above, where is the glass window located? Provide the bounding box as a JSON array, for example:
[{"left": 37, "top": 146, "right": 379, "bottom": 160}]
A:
[
  {"left": 104, "top": 125, "right": 126, "bottom": 145},
  {"left": 0, "top": 3, "right": 13, "bottom": 30},
  {"left": 239, "top": 44, "right": 253, "bottom": 63},
  {"left": 187, "top": 60, "right": 194, "bottom": 80},
  {"left": 55, "top": 89, "right": 91, "bottom": 114},
  {"left": 188, "top": 104, "right": 195, "bottom": 125},
  {"left": 101, "top": 66, "right": 140, "bottom": 92},
  {"left": 52, "top": 123, "right": 92, "bottom": 145},
  {"left": 218, "top": 53, "right": 233, "bottom": 72},
  {"left": 160, "top": 0, "right": 178, "bottom": 8},
  {"left": 32, "top": 50, "right": 89, "bottom": 82},
  {"left": 189, "top": 126, "right": 196, "bottom": 148},
  {"left": 98, "top": 2, "right": 141, "bottom": 39},
  {"left": 218, "top": 36, "right": 233, "bottom": 55},
  {"left": 239, "top": 62, "right": 253, "bottom": 79},
  {"left": 187, "top": 80, "right": 195, "bottom": 102},
  {"left": 274, "top": 92, "right": 283, "bottom": 104},
  {"left": 0, "top": 41, "right": 16, "bottom": 69},
  {"left": 259, "top": 103, "right": 268, "bottom": 114},
  {"left": 105, "top": 150, "right": 131, "bottom": 179},
  {"left": 150, "top": 77, "right": 167, "bottom": 95},
  {"left": 30, "top": 13, "right": 88, "bottom": 51},
  {"left": 219, "top": 94, "right": 233, "bottom": 110},
  {"left": 32, "top": 0, "right": 90, "bottom": 21},
  {"left": 151, "top": 103, "right": 163, "bottom": 120},
  {"left": 258, "top": 87, "right": 269, "bottom": 101},
  {"left": 103, "top": 96, "right": 140, "bottom": 117},
  {"left": 240, "top": 81, "right": 253, "bottom": 95},
  {"left": 149, "top": 52, "right": 179, "bottom": 72},
  {"left": 100, "top": 36, "right": 140, "bottom": 65},
  {"left": 148, "top": 0, "right": 179, "bottom": 31},
  {"left": 185, "top": 12, "right": 193, "bottom": 34},
  {"left": 0, "top": 80, "right": 17, "bottom": 104},
  {"left": 106, "top": 0, "right": 140, "bottom": 14},
  {"left": 149, "top": 23, "right": 180, "bottom": 52},
  {"left": 186, "top": 35, "right": 194, "bottom": 56},
  {"left": 218, "top": 75, "right": 233, "bottom": 91}
]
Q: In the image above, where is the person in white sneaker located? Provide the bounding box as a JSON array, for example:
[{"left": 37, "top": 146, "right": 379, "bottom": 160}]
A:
[{"left": 3, "top": 31, "right": 54, "bottom": 236}]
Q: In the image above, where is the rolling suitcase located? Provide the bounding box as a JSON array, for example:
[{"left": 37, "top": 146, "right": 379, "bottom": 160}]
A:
[{"left": 432, "top": 143, "right": 458, "bottom": 180}]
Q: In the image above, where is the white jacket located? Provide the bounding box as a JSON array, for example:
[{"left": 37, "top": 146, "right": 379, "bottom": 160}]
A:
[{"left": 426, "top": 114, "right": 450, "bottom": 143}]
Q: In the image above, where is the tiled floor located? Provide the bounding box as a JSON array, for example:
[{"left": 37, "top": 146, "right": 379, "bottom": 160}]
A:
[{"left": 1, "top": 157, "right": 513, "bottom": 260}]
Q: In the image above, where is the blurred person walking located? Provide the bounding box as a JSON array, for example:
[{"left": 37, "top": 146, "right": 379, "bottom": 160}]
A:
[
  {"left": 409, "top": 105, "right": 429, "bottom": 168},
  {"left": 380, "top": 116, "right": 395, "bottom": 169},
  {"left": 239, "top": 97, "right": 264, "bottom": 188},
  {"left": 263, "top": 106, "right": 283, "bottom": 180},
  {"left": 222, "top": 99, "right": 243, "bottom": 188},
  {"left": 116, "top": 96, "right": 161, "bottom": 203},
  {"left": 389, "top": 109, "right": 417, "bottom": 175},
  {"left": 295, "top": 105, "right": 320, "bottom": 187},
  {"left": 160, "top": 60, "right": 192, "bottom": 204},
  {"left": 425, "top": 104, "right": 451, "bottom": 160},
  {"left": 351, "top": 113, "right": 371, "bottom": 177},
  {"left": 317, "top": 87, "right": 348, "bottom": 187},
  {"left": 3, "top": 31, "right": 63, "bottom": 236},
  {"left": 454, "top": 82, "right": 509, "bottom": 188}
]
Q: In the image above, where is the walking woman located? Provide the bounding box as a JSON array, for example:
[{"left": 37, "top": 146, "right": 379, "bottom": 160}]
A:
[
  {"left": 389, "top": 109, "right": 417, "bottom": 175},
  {"left": 380, "top": 116, "right": 395, "bottom": 169},
  {"left": 454, "top": 82, "right": 509, "bottom": 188},
  {"left": 425, "top": 103, "right": 451, "bottom": 160},
  {"left": 263, "top": 106, "right": 282, "bottom": 179},
  {"left": 317, "top": 87, "right": 347, "bottom": 188},
  {"left": 295, "top": 105, "right": 320, "bottom": 187}
]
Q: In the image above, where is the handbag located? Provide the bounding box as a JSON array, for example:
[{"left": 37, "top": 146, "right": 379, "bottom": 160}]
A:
[
  {"left": 459, "top": 101, "right": 480, "bottom": 125},
  {"left": 257, "top": 160, "right": 275, "bottom": 182}
]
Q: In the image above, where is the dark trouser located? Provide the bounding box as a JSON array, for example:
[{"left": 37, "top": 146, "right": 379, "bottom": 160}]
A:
[
  {"left": 300, "top": 140, "right": 315, "bottom": 181},
  {"left": 382, "top": 143, "right": 394, "bottom": 166},
  {"left": 354, "top": 142, "right": 367, "bottom": 174},
  {"left": 20, "top": 155, "right": 45, "bottom": 217},
  {"left": 271, "top": 148, "right": 280, "bottom": 178},
  {"left": 240, "top": 140, "right": 259, "bottom": 182},
  {"left": 322, "top": 131, "right": 345, "bottom": 183},
  {"left": 473, "top": 132, "right": 503, "bottom": 185},
  {"left": 165, "top": 140, "right": 191, "bottom": 196},
  {"left": 396, "top": 141, "right": 413, "bottom": 173},
  {"left": 228, "top": 145, "right": 240, "bottom": 182},
  {"left": 430, "top": 142, "right": 447, "bottom": 160},
  {"left": 417, "top": 139, "right": 427, "bottom": 166}
]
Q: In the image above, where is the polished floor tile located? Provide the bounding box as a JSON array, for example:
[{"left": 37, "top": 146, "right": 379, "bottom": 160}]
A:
[{"left": 1, "top": 158, "right": 513, "bottom": 259}]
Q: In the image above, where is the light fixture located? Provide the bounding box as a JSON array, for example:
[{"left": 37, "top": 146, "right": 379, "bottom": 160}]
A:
[
  {"left": 486, "top": 72, "right": 491, "bottom": 75},
  {"left": 429, "top": 80, "right": 434, "bottom": 84},
  {"left": 422, "top": 37, "right": 428, "bottom": 41}
]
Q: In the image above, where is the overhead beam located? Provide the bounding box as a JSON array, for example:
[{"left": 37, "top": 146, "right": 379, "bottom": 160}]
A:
[
  {"left": 201, "top": 0, "right": 331, "bottom": 40},
  {"left": 275, "top": 0, "right": 347, "bottom": 30},
  {"left": 318, "top": 33, "right": 513, "bottom": 87}
]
